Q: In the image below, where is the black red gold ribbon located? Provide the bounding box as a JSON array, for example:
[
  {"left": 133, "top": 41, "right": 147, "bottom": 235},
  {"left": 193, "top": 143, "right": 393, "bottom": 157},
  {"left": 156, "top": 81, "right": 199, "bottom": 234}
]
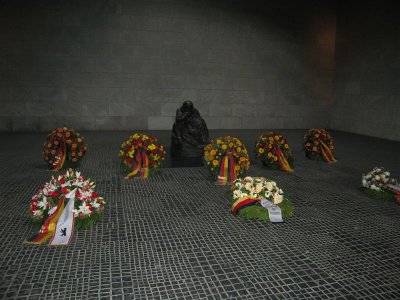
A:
[
  {"left": 319, "top": 140, "right": 337, "bottom": 163},
  {"left": 51, "top": 140, "right": 66, "bottom": 171},
  {"left": 217, "top": 152, "right": 236, "bottom": 185},
  {"left": 125, "top": 149, "right": 149, "bottom": 179},
  {"left": 275, "top": 146, "right": 293, "bottom": 172},
  {"left": 25, "top": 198, "right": 65, "bottom": 244},
  {"left": 231, "top": 197, "right": 261, "bottom": 215}
]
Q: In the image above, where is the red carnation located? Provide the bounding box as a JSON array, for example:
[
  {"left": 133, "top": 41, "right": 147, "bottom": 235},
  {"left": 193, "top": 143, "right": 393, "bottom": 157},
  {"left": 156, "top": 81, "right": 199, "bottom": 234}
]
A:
[
  {"left": 149, "top": 159, "right": 155, "bottom": 165},
  {"left": 61, "top": 187, "right": 69, "bottom": 194},
  {"left": 51, "top": 191, "right": 60, "bottom": 198},
  {"left": 92, "top": 192, "right": 98, "bottom": 198}
]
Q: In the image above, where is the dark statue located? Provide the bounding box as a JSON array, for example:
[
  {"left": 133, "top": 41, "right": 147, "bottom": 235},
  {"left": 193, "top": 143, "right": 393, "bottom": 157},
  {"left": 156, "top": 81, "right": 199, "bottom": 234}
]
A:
[{"left": 171, "top": 101, "right": 209, "bottom": 158}]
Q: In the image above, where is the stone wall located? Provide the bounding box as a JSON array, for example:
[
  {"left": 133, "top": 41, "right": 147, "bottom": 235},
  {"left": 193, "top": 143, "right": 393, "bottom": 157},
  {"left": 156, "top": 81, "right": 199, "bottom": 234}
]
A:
[
  {"left": 331, "top": 0, "right": 400, "bottom": 141},
  {"left": 0, "top": 0, "right": 336, "bottom": 131}
]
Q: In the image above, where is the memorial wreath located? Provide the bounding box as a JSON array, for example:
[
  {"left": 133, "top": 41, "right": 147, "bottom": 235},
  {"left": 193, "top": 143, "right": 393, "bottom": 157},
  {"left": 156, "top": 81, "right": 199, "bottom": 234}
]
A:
[
  {"left": 228, "top": 176, "right": 293, "bottom": 221},
  {"left": 119, "top": 133, "right": 165, "bottom": 179},
  {"left": 27, "top": 169, "right": 105, "bottom": 245},
  {"left": 304, "top": 128, "right": 336, "bottom": 162},
  {"left": 43, "top": 127, "right": 87, "bottom": 171},
  {"left": 360, "top": 167, "right": 399, "bottom": 203},
  {"left": 203, "top": 136, "right": 250, "bottom": 184},
  {"left": 255, "top": 132, "right": 294, "bottom": 172}
]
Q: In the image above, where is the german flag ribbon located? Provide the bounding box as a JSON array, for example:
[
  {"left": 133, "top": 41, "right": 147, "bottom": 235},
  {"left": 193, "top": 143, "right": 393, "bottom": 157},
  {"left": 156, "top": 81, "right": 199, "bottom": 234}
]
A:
[
  {"left": 125, "top": 149, "right": 149, "bottom": 179},
  {"left": 51, "top": 140, "right": 66, "bottom": 171},
  {"left": 319, "top": 139, "right": 337, "bottom": 163},
  {"left": 231, "top": 197, "right": 260, "bottom": 215},
  {"left": 25, "top": 197, "right": 65, "bottom": 245},
  {"left": 139, "top": 150, "right": 149, "bottom": 178},
  {"left": 217, "top": 152, "right": 236, "bottom": 185},
  {"left": 275, "top": 146, "right": 293, "bottom": 173}
]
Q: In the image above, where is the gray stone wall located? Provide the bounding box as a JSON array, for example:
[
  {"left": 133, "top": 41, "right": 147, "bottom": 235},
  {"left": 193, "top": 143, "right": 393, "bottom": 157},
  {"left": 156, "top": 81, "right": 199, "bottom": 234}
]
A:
[
  {"left": 0, "top": 0, "right": 336, "bottom": 131},
  {"left": 331, "top": 1, "right": 400, "bottom": 141}
]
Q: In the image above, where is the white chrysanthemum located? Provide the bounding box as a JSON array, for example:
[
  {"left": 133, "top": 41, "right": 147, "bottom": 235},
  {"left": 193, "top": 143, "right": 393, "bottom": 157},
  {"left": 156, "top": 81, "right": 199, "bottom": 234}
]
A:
[
  {"left": 233, "top": 190, "right": 242, "bottom": 200},
  {"left": 273, "top": 194, "right": 283, "bottom": 204},
  {"left": 265, "top": 181, "right": 273, "bottom": 191}
]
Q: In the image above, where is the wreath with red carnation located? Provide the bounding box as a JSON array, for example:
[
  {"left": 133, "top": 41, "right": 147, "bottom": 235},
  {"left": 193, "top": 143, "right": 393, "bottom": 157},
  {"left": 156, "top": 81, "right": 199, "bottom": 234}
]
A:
[
  {"left": 43, "top": 127, "right": 87, "bottom": 170},
  {"left": 304, "top": 129, "right": 336, "bottom": 162}
]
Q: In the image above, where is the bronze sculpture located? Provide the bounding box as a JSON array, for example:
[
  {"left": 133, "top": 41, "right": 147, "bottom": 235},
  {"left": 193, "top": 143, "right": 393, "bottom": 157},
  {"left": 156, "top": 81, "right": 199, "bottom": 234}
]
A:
[{"left": 171, "top": 101, "right": 209, "bottom": 158}]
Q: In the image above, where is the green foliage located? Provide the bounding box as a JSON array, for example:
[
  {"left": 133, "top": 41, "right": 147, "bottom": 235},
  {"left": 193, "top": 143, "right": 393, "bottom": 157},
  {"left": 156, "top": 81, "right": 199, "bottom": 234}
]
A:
[
  {"left": 359, "top": 186, "right": 395, "bottom": 201},
  {"left": 227, "top": 190, "right": 294, "bottom": 221},
  {"left": 30, "top": 213, "right": 104, "bottom": 231}
]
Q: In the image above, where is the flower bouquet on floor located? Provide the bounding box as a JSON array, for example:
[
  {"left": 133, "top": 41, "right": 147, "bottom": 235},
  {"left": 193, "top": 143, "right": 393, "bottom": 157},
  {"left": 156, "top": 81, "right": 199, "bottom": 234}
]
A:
[
  {"left": 304, "top": 129, "right": 337, "bottom": 163},
  {"left": 43, "top": 127, "right": 87, "bottom": 171},
  {"left": 27, "top": 169, "right": 105, "bottom": 245},
  {"left": 360, "top": 167, "right": 399, "bottom": 203},
  {"left": 228, "top": 176, "right": 293, "bottom": 221},
  {"left": 255, "top": 132, "right": 294, "bottom": 172},
  {"left": 203, "top": 136, "right": 250, "bottom": 185},
  {"left": 119, "top": 133, "right": 165, "bottom": 179}
]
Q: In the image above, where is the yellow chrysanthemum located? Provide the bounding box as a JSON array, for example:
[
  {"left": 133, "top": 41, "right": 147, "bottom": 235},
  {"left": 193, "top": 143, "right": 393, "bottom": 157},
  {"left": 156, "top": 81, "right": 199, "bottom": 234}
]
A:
[
  {"left": 258, "top": 148, "right": 264, "bottom": 154},
  {"left": 212, "top": 160, "right": 218, "bottom": 166},
  {"left": 221, "top": 144, "right": 227, "bottom": 150},
  {"left": 216, "top": 139, "right": 222, "bottom": 144},
  {"left": 148, "top": 144, "right": 156, "bottom": 150}
]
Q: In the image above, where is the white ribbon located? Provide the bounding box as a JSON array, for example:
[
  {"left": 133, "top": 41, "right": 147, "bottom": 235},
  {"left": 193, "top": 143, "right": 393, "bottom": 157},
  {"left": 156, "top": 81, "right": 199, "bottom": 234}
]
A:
[
  {"left": 49, "top": 188, "right": 76, "bottom": 246},
  {"left": 387, "top": 184, "right": 400, "bottom": 193},
  {"left": 261, "top": 198, "right": 283, "bottom": 223}
]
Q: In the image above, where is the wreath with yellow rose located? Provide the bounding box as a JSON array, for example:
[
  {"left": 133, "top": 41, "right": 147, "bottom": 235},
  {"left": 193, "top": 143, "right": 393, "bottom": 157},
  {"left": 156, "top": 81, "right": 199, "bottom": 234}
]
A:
[
  {"left": 119, "top": 133, "right": 165, "bottom": 179},
  {"left": 255, "top": 132, "right": 294, "bottom": 172},
  {"left": 203, "top": 136, "right": 250, "bottom": 184}
]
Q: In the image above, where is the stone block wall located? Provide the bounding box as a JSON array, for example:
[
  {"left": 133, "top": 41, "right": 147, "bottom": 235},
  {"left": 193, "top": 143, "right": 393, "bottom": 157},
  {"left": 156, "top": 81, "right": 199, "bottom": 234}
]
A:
[
  {"left": 331, "top": 1, "right": 400, "bottom": 141},
  {"left": 0, "top": 0, "right": 336, "bottom": 131}
]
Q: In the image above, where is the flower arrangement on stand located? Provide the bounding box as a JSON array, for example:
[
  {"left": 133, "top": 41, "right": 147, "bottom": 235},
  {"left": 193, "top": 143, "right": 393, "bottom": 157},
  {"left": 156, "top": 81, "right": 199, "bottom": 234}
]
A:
[
  {"left": 203, "top": 136, "right": 250, "bottom": 185},
  {"left": 119, "top": 133, "right": 165, "bottom": 179},
  {"left": 360, "top": 167, "right": 399, "bottom": 202},
  {"left": 43, "top": 127, "right": 87, "bottom": 171},
  {"left": 27, "top": 169, "right": 105, "bottom": 244},
  {"left": 304, "top": 129, "right": 336, "bottom": 162},
  {"left": 255, "top": 132, "right": 294, "bottom": 172},
  {"left": 228, "top": 176, "right": 293, "bottom": 220}
]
